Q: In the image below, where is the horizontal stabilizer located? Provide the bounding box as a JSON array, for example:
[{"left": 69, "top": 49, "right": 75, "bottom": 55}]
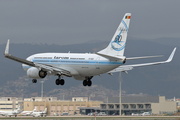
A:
[{"left": 96, "top": 52, "right": 125, "bottom": 60}]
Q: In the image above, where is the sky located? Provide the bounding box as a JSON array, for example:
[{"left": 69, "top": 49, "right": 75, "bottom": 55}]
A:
[{"left": 0, "top": 0, "right": 180, "bottom": 45}]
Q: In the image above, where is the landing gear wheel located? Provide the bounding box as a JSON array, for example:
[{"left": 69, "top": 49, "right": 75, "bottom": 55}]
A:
[
  {"left": 55, "top": 79, "right": 60, "bottom": 85},
  {"left": 60, "top": 79, "right": 65, "bottom": 85},
  {"left": 15, "top": 115, "right": 17, "bottom": 117},
  {"left": 83, "top": 80, "right": 87, "bottom": 86},
  {"left": 87, "top": 80, "right": 92, "bottom": 86},
  {"left": 55, "top": 74, "right": 65, "bottom": 86},
  {"left": 32, "top": 79, "right": 37, "bottom": 83},
  {"left": 34, "top": 79, "right": 37, "bottom": 83}
]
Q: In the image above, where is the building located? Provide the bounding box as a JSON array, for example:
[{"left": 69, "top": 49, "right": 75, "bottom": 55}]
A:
[
  {"left": 79, "top": 96, "right": 177, "bottom": 115},
  {"left": 24, "top": 97, "right": 57, "bottom": 102},
  {"left": 72, "top": 97, "right": 88, "bottom": 102},
  {"left": 23, "top": 97, "right": 103, "bottom": 116},
  {"left": 0, "top": 97, "right": 19, "bottom": 111}
]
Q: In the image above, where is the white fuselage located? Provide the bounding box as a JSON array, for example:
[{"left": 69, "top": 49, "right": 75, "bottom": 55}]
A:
[
  {"left": 31, "top": 108, "right": 47, "bottom": 117},
  {"left": 22, "top": 53, "right": 123, "bottom": 80},
  {"left": 21, "top": 111, "right": 32, "bottom": 116},
  {"left": 0, "top": 111, "right": 18, "bottom": 116}
]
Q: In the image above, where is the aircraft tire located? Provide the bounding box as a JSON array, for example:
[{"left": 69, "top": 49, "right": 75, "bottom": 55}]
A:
[
  {"left": 87, "top": 80, "right": 92, "bottom": 86},
  {"left": 32, "top": 79, "right": 37, "bottom": 83},
  {"left": 83, "top": 80, "right": 87, "bottom": 86},
  {"left": 34, "top": 79, "right": 37, "bottom": 83},
  {"left": 15, "top": 115, "right": 17, "bottom": 117},
  {"left": 55, "top": 79, "right": 60, "bottom": 85},
  {"left": 60, "top": 79, "right": 65, "bottom": 85}
]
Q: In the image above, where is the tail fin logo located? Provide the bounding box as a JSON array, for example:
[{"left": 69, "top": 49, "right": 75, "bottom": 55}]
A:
[
  {"left": 111, "top": 20, "right": 128, "bottom": 51},
  {"left": 125, "top": 16, "right": 131, "bottom": 19}
]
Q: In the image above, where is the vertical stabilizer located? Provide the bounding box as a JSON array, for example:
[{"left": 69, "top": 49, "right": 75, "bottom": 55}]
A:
[
  {"left": 33, "top": 106, "right": 37, "bottom": 112},
  {"left": 43, "top": 108, "right": 47, "bottom": 113},
  {"left": 97, "top": 13, "right": 131, "bottom": 57},
  {"left": 13, "top": 106, "right": 21, "bottom": 114}
]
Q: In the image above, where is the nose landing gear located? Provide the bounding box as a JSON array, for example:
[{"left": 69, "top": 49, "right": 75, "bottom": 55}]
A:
[{"left": 32, "top": 79, "right": 37, "bottom": 83}]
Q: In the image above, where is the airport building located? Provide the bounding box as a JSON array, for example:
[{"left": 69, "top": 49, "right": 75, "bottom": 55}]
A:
[
  {"left": 0, "top": 97, "right": 19, "bottom": 111},
  {"left": 23, "top": 97, "right": 103, "bottom": 116},
  {"left": 79, "top": 96, "right": 177, "bottom": 115}
]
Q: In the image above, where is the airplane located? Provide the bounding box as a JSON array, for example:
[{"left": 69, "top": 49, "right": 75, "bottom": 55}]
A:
[
  {"left": 31, "top": 107, "right": 47, "bottom": 117},
  {"left": 0, "top": 106, "right": 21, "bottom": 117},
  {"left": 20, "top": 107, "right": 37, "bottom": 116},
  {"left": 4, "top": 13, "right": 176, "bottom": 87}
]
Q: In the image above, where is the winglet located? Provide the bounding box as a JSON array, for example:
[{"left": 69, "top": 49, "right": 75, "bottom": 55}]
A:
[
  {"left": 4, "top": 39, "right": 10, "bottom": 56},
  {"left": 166, "top": 47, "right": 176, "bottom": 62}
]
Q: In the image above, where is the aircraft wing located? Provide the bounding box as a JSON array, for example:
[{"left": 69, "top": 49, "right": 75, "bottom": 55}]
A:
[
  {"left": 126, "top": 55, "right": 163, "bottom": 60},
  {"left": 34, "top": 63, "right": 72, "bottom": 77},
  {"left": 4, "top": 40, "right": 72, "bottom": 77},
  {"left": 96, "top": 53, "right": 163, "bottom": 61},
  {"left": 108, "top": 47, "right": 176, "bottom": 73}
]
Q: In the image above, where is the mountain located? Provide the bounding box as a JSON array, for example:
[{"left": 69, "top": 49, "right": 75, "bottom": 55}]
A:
[{"left": 0, "top": 38, "right": 179, "bottom": 101}]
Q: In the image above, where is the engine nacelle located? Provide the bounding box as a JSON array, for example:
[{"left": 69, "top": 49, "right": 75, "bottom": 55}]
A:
[{"left": 27, "top": 67, "right": 47, "bottom": 79}]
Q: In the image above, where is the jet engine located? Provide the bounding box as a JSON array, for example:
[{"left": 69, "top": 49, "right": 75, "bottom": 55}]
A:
[{"left": 27, "top": 67, "right": 47, "bottom": 79}]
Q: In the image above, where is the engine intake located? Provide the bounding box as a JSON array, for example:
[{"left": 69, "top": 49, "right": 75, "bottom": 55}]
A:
[{"left": 39, "top": 70, "right": 47, "bottom": 78}]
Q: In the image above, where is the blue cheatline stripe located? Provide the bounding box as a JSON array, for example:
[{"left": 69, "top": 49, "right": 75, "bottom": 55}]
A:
[
  {"left": 122, "top": 20, "right": 128, "bottom": 32},
  {"left": 31, "top": 59, "right": 123, "bottom": 65},
  {"left": 22, "top": 60, "right": 123, "bottom": 69}
]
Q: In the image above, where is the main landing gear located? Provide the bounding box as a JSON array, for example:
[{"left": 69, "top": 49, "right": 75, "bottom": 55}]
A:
[
  {"left": 83, "top": 77, "right": 93, "bottom": 87},
  {"left": 55, "top": 75, "right": 65, "bottom": 86},
  {"left": 83, "top": 80, "right": 92, "bottom": 86},
  {"left": 32, "top": 79, "right": 37, "bottom": 83}
]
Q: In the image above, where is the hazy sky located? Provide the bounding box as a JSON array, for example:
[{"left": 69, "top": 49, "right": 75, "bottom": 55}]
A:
[{"left": 0, "top": 0, "right": 180, "bottom": 45}]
